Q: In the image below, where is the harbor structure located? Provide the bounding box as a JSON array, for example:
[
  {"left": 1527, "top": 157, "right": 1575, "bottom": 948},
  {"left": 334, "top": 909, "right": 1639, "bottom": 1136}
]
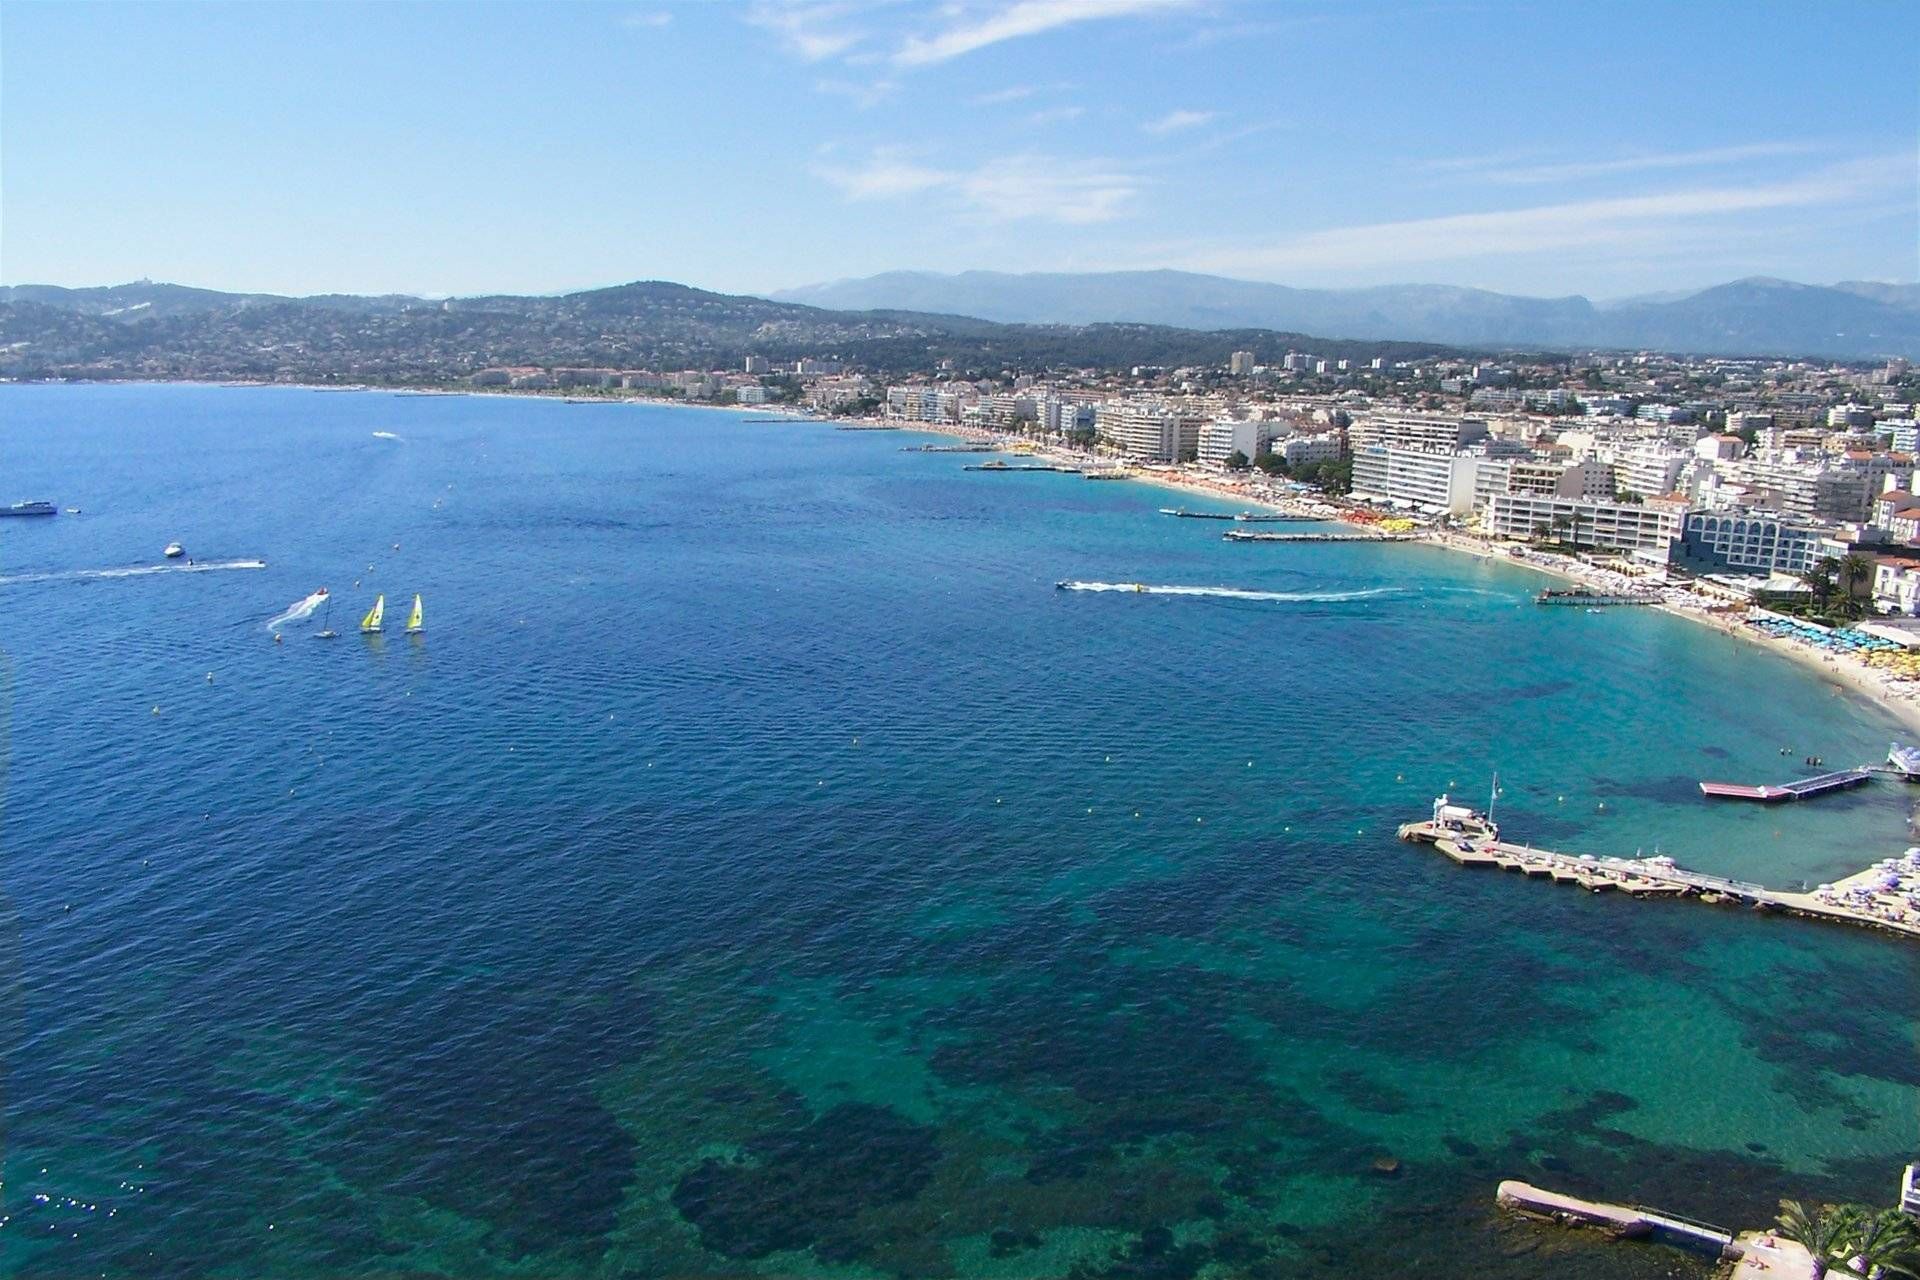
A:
[{"left": 1399, "top": 794, "right": 1920, "bottom": 942}]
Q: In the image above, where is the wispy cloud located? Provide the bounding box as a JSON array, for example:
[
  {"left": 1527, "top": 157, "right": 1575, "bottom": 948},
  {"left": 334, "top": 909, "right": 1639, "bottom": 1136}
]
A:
[
  {"left": 1424, "top": 141, "right": 1826, "bottom": 186},
  {"left": 815, "top": 77, "right": 899, "bottom": 109},
  {"left": 819, "top": 146, "right": 954, "bottom": 199},
  {"left": 972, "top": 85, "right": 1039, "bottom": 105},
  {"left": 1028, "top": 105, "right": 1086, "bottom": 125},
  {"left": 620, "top": 10, "right": 673, "bottom": 28},
  {"left": 746, "top": 1, "right": 867, "bottom": 61},
  {"left": 1142, "top": 108, "right": 1216, "bottom": 136},
  {"left": 1167, "top": 157, "right": 1903, "bottom": 276},
  {"left": 818, "top": 148, "right": 1143, "bottom": 224},
  {"left": 894, "top": 0, "right": 1199, "bottom": 67}
]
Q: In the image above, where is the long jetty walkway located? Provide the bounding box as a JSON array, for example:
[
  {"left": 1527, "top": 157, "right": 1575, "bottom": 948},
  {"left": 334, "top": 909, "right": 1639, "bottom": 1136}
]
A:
[
  {"left": 1223, "top": 529, "right": 1416, "bottom": 543},
  {"left": 1400, "top": 803, "right": 1920, "bottom": 942},
  {"left": 1497, "top": 1181, "right": 1734, "bottom": 1255},
  {"left": 1159, "top": 508, "right": 1316, "bottom": 522},
  {"left": 1699, "top": 767, "right": 1873, "bottom": 802}
]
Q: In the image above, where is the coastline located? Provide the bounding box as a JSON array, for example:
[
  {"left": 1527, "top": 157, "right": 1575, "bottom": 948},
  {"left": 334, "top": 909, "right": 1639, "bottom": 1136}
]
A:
[{"left": 885, "top": 415, "right": 1920, "bottom": 742}]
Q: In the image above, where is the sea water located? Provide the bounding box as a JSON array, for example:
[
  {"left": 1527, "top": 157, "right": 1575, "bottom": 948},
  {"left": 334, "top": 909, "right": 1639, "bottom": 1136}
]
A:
[{"left": 1, "top": 383, "right": 1914, "bottom": 1278}]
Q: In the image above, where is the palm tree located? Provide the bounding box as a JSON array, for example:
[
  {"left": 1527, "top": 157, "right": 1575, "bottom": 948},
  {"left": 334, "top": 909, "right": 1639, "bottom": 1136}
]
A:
[
  {"left": 1846, "top": 1207, "right": 1920, "bottom": 1278},
  {"left": 1840, "top": 552, "right": 1876, "bottom": 601},
  {"left": 1802, "top": 558, "right": 1839, "bottom": 609},
  {"left": 1775, "top": 1200, "right": 1863, "bottom": 1279}
]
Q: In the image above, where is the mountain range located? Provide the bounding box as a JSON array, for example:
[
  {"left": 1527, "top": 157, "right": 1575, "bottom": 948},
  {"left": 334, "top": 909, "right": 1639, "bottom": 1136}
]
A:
[
  {"left": 771, "top": 271, "right": 1920, "bottom": 361},
  {"left": 0, "top": 280, "right": 1455, "bottom": 383}
]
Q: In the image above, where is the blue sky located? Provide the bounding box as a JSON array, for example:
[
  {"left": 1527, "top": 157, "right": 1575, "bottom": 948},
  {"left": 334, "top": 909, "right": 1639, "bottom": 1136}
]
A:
[{"left": 4, "top": 0, "right": 1916, "bottom": 300}]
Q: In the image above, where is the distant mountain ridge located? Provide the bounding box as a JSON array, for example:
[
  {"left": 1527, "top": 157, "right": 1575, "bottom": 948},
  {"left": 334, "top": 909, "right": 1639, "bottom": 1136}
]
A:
[{"left": 770, "top": 270, "right": 1920, "bottom": 360}]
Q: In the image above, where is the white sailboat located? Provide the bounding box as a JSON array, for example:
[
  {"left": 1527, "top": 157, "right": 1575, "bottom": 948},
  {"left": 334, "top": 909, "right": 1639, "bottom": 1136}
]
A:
[
  {"left": 405, "top": 594, "right": 423, "bottom": 635},
  {"left": 360, "top": 594, "right": 384, "bottom": 634},
  {"left": 317, "top": 595, "right": 338, "bottom": 639}
]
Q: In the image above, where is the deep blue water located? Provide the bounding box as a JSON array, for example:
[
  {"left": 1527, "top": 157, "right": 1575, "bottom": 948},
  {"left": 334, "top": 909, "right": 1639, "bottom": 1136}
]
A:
[{"left": 1, "top": 383, "right": 1916, "bottom": 1278}]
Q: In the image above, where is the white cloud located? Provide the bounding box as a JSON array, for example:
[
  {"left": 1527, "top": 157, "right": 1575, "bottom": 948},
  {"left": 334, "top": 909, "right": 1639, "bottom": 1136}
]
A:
[
  {"left": 1168, "top": 158, "right": 1904, "bottom": 277},
  {"left": 1426, "top": 141, "right": 1826, "bottom": 186},
  {"left": 1142, "top": 108, "right": 1216, "bottom": 136},
  {"left": 817, "top": 148, "right": 1142, "bottom": 224},
  {"left": 894, "top": 0, "right": 1198, "bottom": 67},
  {"left": 746, "top": 1, "right": 867, "bottom": 61},
  {"left": 971, "top": 86, "right": 1039, "bottom": 105},
  {"left": 815, "top": 77, "right": 900, "bottom": 109},
  {"left": 620, "top": 10, "right": 673, "bottom": 28},
  {"left": 959, "top": 155, "right": 1139, "bottom": 224},
  {"left": 1027, "top": 105, "right": 1086, "bottom": 125}
]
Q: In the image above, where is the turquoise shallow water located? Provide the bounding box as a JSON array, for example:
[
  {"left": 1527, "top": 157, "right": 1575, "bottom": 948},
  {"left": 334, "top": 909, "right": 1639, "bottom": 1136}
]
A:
[{"left": 1, "top": 383, "right": 1916, "bottom": 1278}]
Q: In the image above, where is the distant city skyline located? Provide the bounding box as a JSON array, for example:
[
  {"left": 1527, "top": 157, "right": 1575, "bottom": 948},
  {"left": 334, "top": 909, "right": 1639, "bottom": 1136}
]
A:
[{"left": 5, "top": 0, "right": 1916, "bottom": 300}]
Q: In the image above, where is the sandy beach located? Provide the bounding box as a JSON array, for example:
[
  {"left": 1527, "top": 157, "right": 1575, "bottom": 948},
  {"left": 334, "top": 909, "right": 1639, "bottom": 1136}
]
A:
[{"left": 884, "top": 416, "right": 1920, "bottom": 742}]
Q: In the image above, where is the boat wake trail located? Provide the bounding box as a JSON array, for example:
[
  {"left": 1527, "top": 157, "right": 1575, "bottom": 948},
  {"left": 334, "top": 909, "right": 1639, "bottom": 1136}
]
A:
[
  {"left": 371, "top": 430, "right": 403, "bottom": 441},
  {"left": 1057, "top": 580, "right": 1400, "bottom": 603},
  {"left": 265, "top": 589, "right": 330, "bottom": 631},
  {"left": 0, "top": 559, "right": 268, "bottom": 587}
]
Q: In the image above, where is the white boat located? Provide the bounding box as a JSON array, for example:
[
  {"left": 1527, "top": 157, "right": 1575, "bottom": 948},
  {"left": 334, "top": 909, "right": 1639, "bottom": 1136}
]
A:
[
  {"left": 404, "top": 594, "right": 423, "bottom": 635},
  {"left": 360, "top": 594, "right": 384, "bottom": 634},
  {"left": 316, "top": 593, "right": 338, "bottom": 639},
  {"left": 163, "top": 542, "right": 185, "bottom": 558}
]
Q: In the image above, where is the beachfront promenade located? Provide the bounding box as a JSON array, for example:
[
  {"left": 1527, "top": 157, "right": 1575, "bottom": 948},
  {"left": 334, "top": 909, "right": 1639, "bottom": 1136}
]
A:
[{"left": 1400, "top": 806, "right": 1920, "bottom": 942}]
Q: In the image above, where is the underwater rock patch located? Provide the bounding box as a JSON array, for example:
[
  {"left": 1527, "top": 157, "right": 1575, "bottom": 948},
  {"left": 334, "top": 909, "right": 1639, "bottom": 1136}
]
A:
[{"left": 671, "top": 1102, "right": 940, "bottom": 1260}]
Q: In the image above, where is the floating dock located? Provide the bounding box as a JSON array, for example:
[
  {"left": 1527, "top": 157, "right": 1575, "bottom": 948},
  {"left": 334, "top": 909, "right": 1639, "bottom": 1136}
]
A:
[
  {"left": 1400, "top": 798, "right": 1920, "bottom": 942},
  {"left": 1698, "top": 767, "right": 1872, "bottom": 802},
  {"left": 963, "top": 462, "right": 1079, "bottom": 473},
  {"left": 903, "top": 443, "right": 997, "bottom": 453},
  {"left": 1223, "top": 529, "right": 1415, "bottom": 543}
]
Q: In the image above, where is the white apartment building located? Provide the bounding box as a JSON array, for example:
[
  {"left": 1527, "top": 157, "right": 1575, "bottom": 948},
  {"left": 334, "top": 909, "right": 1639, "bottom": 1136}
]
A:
[
  {"left": 1197, "top": 419, "right": 1278, "bottom": 468},
  {"left": 977, "top": 393, "right": 1036, "bottom": 429},
  {"left": 1504, "top": 458, "right": 1616, "bottom": 500},
  {"left": 1351, "top": 414, "right": 1489, "bottom": 452},
  {"left": 886, "top": 385, "right": 966, "bottom": 423},
  {"left": 1611, "top": 446, "right": 1693, "bottom": 497},
  {"left": 1351, "top": 445, "right": 1484, "bottom": 514},
  {"left": 1875, "top": 556, "right": 1920, "bottom": 615},
  {"left": 1483, "top": 495, "right": 1685, "bottom": 553},
  {"left": 1097, "top": 402, "right": 1203, "bottom": 462},
  {"left": 1274, "top": 432, "right": 1345, "bottom": 467},
  {"left": 1727, "top": 458, "right": 1874, "bottom": 523}
]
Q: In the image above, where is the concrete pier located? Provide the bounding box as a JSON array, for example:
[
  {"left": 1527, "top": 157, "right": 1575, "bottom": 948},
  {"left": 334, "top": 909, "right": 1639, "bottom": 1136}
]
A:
[
  {"left": 1222, "top": 529, "right": 1415, "bottom": 543},
  {"left": 1399, "top": 812, "right": 1920, "bottom": 942},
  {"left": 1497, "top": 1181, "right": 1733, "bottom": 1254}
]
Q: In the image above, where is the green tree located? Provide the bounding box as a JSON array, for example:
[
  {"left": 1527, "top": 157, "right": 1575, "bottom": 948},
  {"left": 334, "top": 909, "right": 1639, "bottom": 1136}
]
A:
[
  {"left": 1225, "top": 449, "right": 1250, "bottom": 471},
  {"left": 1802, "top": 557, "right": 1840, "bottom": 608},
  {"left": 1254, "top": 451, "right": 1289, "bottom": 476},
  {"left": 1846, "top": 1206, "right": 1920, "bottom": 1278},
  {"left": 1775, "top": 1200, "right": 1861, "bottom": 1279},
  {"left": 1839, "top": 552, "right": 1876, "bottom": 600}
]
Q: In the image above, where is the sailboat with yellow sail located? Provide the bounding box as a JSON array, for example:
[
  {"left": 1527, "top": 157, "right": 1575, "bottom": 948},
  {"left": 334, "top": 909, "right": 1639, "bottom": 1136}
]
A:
[
  {"left": 405, "top": 594, "right": 423, "bottom": 635},
  {"left": 359, "top": 594, "right": 384, "bottom": 634}
]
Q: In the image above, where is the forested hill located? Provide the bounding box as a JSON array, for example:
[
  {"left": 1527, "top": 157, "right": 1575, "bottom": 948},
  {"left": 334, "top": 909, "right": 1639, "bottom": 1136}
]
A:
[{"left": 0, "top": 279, "right": 1461, "bottom": 381}]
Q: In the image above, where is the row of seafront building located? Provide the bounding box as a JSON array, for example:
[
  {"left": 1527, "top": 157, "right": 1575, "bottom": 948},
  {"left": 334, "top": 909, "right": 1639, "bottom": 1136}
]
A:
[
  {"left": 876, "top": 353, "right": 1920, "bottom": 619},
  {"left": 467, "top": 345, "right": 1920, "bottom": 617}
]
